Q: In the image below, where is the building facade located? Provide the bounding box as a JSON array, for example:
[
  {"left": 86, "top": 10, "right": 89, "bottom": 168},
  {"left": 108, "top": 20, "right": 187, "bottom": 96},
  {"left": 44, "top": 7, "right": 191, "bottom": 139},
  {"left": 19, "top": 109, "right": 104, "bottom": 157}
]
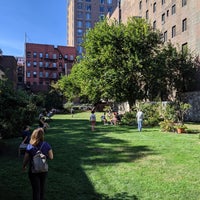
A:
[
  {"left": 16, "top": 57, "right": 25, "bottom": 89},
  {"left": 25, "top": 43, "right": 76, "bottom": 92},
  {"left": 67, "top": 0, "right": 118, "bottom": 55},
  {"left": 110, "top": 0, "right": 200, "bottom": 55},
  {"left": 0, "top": 55, "right": 17, "bottom": 89}
]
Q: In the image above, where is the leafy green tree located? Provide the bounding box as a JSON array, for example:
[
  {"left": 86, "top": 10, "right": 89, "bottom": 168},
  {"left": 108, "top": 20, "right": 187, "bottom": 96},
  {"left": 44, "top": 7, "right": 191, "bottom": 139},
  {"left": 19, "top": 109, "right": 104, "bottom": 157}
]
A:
[
  {"left": 0, "top": 79, "right": 37, "bottom": 138},
  {"left": 57, "top": 17, "right": 198, "bottom": 107}
]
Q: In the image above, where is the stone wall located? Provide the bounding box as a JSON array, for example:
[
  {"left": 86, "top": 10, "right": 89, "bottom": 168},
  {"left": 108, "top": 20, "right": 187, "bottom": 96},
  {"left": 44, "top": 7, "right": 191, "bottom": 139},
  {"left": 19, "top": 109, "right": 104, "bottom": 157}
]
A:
[{"left": 181, "top": 91, "right": 200, "bottom": 122}]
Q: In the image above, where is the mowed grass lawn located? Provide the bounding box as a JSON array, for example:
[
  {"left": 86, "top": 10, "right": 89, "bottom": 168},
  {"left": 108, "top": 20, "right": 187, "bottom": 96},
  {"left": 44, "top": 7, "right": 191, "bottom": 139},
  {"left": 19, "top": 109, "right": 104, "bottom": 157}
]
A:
[{"left": 0, "top": 112, "right": 200, "bottom": 200}]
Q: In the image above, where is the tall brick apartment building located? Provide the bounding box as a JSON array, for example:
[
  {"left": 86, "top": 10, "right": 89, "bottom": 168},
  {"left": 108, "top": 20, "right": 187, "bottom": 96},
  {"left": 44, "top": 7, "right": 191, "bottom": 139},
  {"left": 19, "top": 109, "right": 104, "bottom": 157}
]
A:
[
  {"left": 67, "top": 0, "right": 118, "bottom": 55},
  {"left": 25, "top": 43, "right": 76, "bottom": 92},
  {"left": 111, "top": 0, "right": 200, "bottom": 56}
]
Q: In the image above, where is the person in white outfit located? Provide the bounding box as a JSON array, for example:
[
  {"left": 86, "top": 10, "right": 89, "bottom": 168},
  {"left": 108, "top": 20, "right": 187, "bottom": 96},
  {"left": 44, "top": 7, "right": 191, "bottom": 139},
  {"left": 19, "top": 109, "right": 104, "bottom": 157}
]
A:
[{"left": 136, "top": 110, "right": 144, "bottom": 132}]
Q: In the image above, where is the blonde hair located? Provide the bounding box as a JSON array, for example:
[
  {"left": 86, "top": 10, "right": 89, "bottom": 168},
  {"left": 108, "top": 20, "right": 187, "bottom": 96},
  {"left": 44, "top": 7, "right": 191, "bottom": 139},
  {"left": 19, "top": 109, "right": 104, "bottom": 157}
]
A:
[{"left": 30, "top": 128, "right": 44, "bottom": 146}]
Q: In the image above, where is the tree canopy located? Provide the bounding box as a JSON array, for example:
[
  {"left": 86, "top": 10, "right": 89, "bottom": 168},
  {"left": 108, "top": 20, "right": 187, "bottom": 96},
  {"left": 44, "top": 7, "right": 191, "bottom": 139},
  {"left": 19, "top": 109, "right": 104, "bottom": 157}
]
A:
[{"left": 56, "top": 17, "right": 198, "bottom": 107}]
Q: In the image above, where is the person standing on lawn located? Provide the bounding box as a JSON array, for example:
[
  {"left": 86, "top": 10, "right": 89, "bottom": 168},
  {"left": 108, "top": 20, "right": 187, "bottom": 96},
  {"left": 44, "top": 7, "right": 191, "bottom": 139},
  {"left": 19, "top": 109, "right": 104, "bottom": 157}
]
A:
[
  {"left": 136, "top": 109, "right": 144, "bottom": 132},
  {"left": 90, "top": 110, "right": 96, "bottom": 131},
  {"left": 22, "top": 128, "right": 53, "bottom": 200}
]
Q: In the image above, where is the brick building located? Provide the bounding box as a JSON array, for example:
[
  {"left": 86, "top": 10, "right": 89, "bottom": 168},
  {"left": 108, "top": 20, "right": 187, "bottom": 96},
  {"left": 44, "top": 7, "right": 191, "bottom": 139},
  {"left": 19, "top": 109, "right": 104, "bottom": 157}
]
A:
[
  {"left": 25, "top": 43, "right": 76, "bottom": 92},
  {"left": 110, "top": 0, "right": 200, "bottom": 55},
  {"left": 0, "top": 54, "right": 17, "bottom": 89},
  {"left": 67, "top": 0, "right": 118, "bottom": 55}
]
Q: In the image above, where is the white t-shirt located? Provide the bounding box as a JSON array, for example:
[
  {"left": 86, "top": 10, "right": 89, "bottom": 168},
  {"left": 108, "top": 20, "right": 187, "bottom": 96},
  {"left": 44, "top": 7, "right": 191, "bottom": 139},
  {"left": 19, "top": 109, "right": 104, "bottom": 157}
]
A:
[
  {"left": 90, "top": 113, "right": 96, "bottom": 121},
  {"left": 136, "top": 111, "right": 143, "bottom": 121}
]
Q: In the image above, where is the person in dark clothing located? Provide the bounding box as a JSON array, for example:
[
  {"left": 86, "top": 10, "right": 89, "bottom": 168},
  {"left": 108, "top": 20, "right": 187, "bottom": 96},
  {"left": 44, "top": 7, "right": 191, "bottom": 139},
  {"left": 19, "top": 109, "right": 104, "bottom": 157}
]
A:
[
  {"left": 23, "top": 128, "right": 53, "bottom": 200},
  {"left": 22, "top": 125, "right": 31, "bottom": 144}
]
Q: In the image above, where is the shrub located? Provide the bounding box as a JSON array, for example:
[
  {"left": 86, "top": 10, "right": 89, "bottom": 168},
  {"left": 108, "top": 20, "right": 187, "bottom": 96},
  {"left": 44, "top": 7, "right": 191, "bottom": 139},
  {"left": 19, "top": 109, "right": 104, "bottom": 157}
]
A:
[
  {"left": 159, "top": 120, "right": 175, "bottom": 132},
  {"left": 134, "top": 102, "right": 161, "bottom": 126},
  {"left": 121, "top": 111, "right": 136, "bottom": 125},
  {"left": 0, "top": 80, "right": 37, "bottom": 139}
]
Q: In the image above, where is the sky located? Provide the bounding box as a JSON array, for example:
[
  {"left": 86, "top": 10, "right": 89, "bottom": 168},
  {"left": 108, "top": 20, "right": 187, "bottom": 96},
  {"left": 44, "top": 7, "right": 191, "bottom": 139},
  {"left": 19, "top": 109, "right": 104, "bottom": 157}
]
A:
[{"left": 0, "top": 0, "right": 67, "bottom": 57}]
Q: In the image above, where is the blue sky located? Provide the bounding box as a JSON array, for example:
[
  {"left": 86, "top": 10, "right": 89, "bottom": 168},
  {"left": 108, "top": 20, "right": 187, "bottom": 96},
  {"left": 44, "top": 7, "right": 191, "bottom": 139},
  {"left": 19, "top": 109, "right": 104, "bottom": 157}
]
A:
[{"left": 0, "top": 0, "right": 67, "bottom": 57}]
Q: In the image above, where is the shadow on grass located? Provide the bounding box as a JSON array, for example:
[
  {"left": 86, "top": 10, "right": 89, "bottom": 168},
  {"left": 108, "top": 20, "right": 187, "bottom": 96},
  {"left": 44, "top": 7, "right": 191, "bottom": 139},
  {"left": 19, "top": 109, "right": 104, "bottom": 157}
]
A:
[
  {"left": 45, "top": 117, "right": 155, "bottom": 199},
  {"left": 0, "top": 116, "right": 154, "bottom": 200}
]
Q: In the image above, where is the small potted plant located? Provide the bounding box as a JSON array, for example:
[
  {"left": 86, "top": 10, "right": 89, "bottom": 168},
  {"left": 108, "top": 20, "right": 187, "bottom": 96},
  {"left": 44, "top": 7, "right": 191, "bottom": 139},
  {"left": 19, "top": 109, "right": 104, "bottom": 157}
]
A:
[{"left": 175, "top": 123, "right": 188, "bottom": 134}]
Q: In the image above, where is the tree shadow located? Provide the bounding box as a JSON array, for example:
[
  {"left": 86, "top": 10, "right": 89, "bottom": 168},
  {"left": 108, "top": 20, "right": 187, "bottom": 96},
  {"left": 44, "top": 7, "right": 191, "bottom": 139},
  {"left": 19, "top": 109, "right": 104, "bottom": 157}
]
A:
[
  {"left": 0, "top": 116, "right": 156, "bottom": 200},
  {"left": 45, "top": 117, "right": 155, "bottom": 199}
]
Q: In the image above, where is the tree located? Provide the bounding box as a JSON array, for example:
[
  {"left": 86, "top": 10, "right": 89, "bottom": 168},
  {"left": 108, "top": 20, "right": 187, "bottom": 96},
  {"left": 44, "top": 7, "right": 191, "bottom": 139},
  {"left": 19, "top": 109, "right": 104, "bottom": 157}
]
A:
[
  {"left": 0, "top": 79, "right": 37, "bottom": 138},
  {"left": 57, "top": 17, "right": 198, "bottom": 107}
]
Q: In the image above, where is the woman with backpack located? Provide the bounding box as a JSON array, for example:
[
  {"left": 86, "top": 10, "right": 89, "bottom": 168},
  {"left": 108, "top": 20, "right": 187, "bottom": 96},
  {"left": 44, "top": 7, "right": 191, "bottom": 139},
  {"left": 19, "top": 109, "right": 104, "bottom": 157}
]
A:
[{"left": 22, "top": 128, "right": 53, "bottom": 200}]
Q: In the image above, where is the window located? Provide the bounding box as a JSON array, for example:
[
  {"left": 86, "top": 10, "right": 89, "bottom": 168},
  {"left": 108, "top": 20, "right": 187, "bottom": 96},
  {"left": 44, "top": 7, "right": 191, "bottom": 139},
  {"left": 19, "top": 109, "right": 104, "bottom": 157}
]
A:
[
  {"left": 39, "top": 53, "right": 43, "bottom": 58},
  {"left": 53, "top": 63, "right": 57, "bottom": 68},
  {"left": 162, "top": 0, "right": 165, "bottom": 5},
  {"left": 77, "top": 3, "right": 83, "bottom": 9},
  {"left": 77, "top": 12, "right": 83, "bottom": 19},
  {"left": 53, "top": 54, "right": 57, "bottom": 59},
  {"left": 27, "top": 72, "right": 31, "bottom": 78},
  {"left": 107, "top": 0, "right": 112, "bottom": 4},
  {"left": 100, "top": 6, "right": 105, "bottom": 12},
  {"left": 52, "top": 73, "right": 57, "bottom": 79},
  {"left": 86, "top": 21, "right": 91, "bottom": 28},
  {"left": 59, "top": 54, "right": 62, "bottom": 59},
  {"left": 77, "top": 46, "right": 83, "bottom": 54},
  {"left": 86, "top": 0, "right": 91, "bottom": 2},
  {"left": 163, "top": 31, "right": 167, "bottom": 42},
  {"left": 86, "top": 12, "right": 91, "bottom": 20},
  {"left": 77, "top": 21, "right": 83, "bottom": 28},
  {"left": 45, "top": 62, "right": 49, "bottom": 68},
  {"left": 64, "top": 54, "right": 68, "bottom": 59},
  {"left": 45, "top": 72, "right": 49, "bottom": 78},
  {"left": 99, "top": 14, "right": 105, "bottom": 20},
  {"left": 146, "top": 10, "right": 149, "bottom": 20},
  {"left": 33, "top": 72, "right": 37, "bottom": 78},
  {"left": 100, "top": 0, "right": 105, "bottom": 4},
  {"left": 27, "top": 61, "right": 31, "bottom": 67},
  {"left": 45, "top": 53, "right": 49, "bottom": 58},
  {"left": 39, "top": 72, "right": 43, "bottom": 77},
  {"left": 167, "top": 10, "right": 169, "bottom": 17},
  {"left": 77, "top": 38, "right": 83, "bottom": 44},
  {"left": 182, "top": 18, "right": 187, "bottom": 32},
  {"left": 77, "top": 29, "right": 83, "bottom": 36},
  {"left": 182, "top": 0, "right": 187, "bottom": 7},
  {"left": 182, "top": 43, "right": 188, "bottom": 53},
  {"left": 153, "top": 21, "right": 156, "bottom": 30},
  {"left": 107, "top": 7, "right": 112, "bottom": 13},
  {"left": 70, "top": 55, "right": 74, "bottom": 60},
  {"left": 33, "top": 52, "right": 37, "bottom": 58},
  {"left": 139, "top": 1, "right": 142, "bottom": 10},
  {"left": 39, "top": 62, "right": 43, "bottom": 67},
  {"left": 172, "top": 4, "right": 176, "bottom": 15},
  {"left": 172, "top": 25, "right": 176, "bottom": 38},
  {"left": 162, "top": 13, "right": 165, "bottom": 24},
  {"left": 27, "top": 52, "right": 31, "bottom": 58},
  {"left": 86, "top": 4, "right": 91, "bottom": 12},
  {"left": 33, "top": 62, "right": 37, "bottom": 67},
  {"left": 153, "top": 2, "right": 156, "bottom": 13}
]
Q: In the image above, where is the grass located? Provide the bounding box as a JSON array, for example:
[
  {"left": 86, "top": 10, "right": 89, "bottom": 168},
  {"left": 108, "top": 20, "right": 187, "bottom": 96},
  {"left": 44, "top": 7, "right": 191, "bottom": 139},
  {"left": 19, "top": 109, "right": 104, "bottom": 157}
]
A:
[{"left": 0, "top": 111, "right": 200, "bottom": 200}]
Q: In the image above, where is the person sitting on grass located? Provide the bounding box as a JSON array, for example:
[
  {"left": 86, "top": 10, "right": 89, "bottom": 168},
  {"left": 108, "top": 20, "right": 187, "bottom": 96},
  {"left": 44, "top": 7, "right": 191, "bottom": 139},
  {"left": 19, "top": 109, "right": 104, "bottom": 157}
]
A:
[{"left": 101, "top": 112, "right": 108, "bottom": 125}]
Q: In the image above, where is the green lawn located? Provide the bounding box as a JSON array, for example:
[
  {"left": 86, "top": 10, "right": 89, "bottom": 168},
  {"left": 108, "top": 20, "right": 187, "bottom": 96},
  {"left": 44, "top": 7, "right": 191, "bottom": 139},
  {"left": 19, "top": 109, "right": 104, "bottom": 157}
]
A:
[{"left": 0, "top": 112, "right": 200, "bottom": 200}]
